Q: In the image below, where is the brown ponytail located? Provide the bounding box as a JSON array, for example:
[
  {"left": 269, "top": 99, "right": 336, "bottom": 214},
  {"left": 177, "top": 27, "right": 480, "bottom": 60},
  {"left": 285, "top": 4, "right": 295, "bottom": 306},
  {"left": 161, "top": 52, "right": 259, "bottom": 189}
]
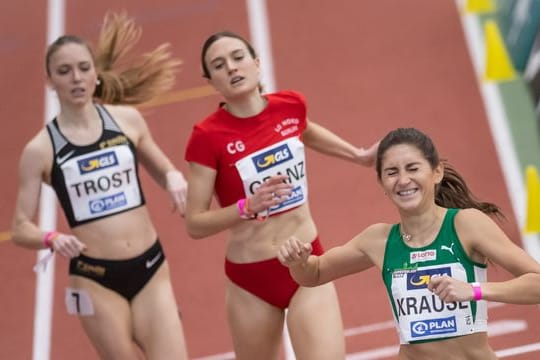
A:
[
  {"left": 93, "top": 12, "right": 181, "bottom": 104},
  {"left": 436, "top": 160, "right": 502, "bottom": 217}
]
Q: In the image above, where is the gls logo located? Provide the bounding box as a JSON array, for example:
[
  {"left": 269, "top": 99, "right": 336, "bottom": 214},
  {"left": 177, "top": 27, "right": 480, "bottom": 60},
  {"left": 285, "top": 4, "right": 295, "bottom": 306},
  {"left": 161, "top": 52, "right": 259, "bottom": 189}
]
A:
[
  {"left": 406, "top": 266, "right": 452, "bottom": 290},
  {"left": 252, "top": 144, "right": 292, "bottom": 172},
  {"left": 227, "top": 140, "right": 245, "bottom": 154},
  {"left": 78, "top": 151, "right": 118, "bottom": 174}
]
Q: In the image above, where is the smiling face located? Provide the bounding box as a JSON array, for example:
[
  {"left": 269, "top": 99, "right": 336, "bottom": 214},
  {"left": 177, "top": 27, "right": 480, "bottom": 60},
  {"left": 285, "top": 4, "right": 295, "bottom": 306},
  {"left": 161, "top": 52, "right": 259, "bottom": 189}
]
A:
[
  {"left": 203, "top": 36, "right": 260, "bottom": 100},
  {"left": 379, "top": 144, "right": 443, "bottom": 212},
  {"left": 46, "top": 42, "right": 98, "bottom": 106}
]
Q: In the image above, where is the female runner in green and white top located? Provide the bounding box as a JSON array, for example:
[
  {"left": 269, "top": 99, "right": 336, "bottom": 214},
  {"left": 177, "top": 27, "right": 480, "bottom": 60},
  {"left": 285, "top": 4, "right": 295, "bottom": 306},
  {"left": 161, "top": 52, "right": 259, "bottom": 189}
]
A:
[{"left": 278, "top": 127, "right": 540, "bottom": 359}]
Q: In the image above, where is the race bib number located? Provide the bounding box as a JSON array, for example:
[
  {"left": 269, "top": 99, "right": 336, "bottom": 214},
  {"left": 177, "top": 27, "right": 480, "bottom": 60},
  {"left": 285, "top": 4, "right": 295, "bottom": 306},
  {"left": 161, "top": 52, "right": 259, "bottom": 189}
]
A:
[{"left": 65, "top": 288, "right": 94, "bottom": 316}]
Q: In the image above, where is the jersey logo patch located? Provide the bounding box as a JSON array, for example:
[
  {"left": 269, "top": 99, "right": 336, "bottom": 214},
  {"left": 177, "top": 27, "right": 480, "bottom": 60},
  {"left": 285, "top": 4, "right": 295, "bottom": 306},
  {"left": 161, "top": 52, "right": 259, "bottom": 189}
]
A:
[
  {"left": 440, "top": 243, "right": 455, "bottom": 255},
  {"left": 410, "top": 249, "right": 437, "bottom": 264},
  {"left": 56, "top": 150, "right": 76, "bottom": 165},
  {"left": 252, "top": 143, "right": 292, "bottom": 172},
  {"left": 89, "top": 192, "right": 127, "bottom": 214},
  {"left": 78, "top": 151, "right": 118, "bottom": 174},
  {"left": 146, "top": 252, "right": 162, "bottom": 268},
  {"left": 410, "top": 316, "right": 457, "bottom": 338},
  {"left": 407, "top": 266, "right": 452, "bottom": 290}
]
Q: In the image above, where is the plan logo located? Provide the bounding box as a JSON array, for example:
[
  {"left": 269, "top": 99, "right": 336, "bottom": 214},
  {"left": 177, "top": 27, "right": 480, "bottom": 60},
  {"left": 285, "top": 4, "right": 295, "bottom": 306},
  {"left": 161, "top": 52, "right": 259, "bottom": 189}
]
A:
[
  {"left": 89, "top": 192, "right": 127, "bottom": 214},
  {"left": 410, "top": 316, "right": 457, "bottom": 338}
]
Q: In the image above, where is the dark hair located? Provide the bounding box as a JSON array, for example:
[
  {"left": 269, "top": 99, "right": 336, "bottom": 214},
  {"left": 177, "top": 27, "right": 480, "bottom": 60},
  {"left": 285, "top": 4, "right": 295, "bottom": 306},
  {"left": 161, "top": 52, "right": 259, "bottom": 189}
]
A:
[
  {"left": 45, "top": 12, "right": 181, "bottom": 105},
  {"left": 376, "top": 127, "right": 503, "bottom": 217},
  {"left": 200, "top": 31, "right": 258, "bottom": 79}
]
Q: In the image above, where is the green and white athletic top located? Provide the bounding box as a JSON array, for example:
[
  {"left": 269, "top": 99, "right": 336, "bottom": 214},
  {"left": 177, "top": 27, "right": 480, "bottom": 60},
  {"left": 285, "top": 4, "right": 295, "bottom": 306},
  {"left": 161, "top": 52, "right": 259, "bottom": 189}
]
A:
[{"left": 381, "top": 208, "right": 487, "bottom": 344}]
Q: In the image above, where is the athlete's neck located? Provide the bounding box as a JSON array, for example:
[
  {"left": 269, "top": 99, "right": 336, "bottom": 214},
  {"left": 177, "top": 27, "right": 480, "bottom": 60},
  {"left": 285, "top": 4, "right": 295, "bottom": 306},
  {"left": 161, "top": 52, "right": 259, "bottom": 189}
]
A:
[
  {"left": 58, "top": 102, "right": 99, "bottom": 129},
  {"left": 224, "top": 92, "right": 267, "bottom": 118},
  {"left": 399, "top": 206, "right": 445, "bottom": 245}
]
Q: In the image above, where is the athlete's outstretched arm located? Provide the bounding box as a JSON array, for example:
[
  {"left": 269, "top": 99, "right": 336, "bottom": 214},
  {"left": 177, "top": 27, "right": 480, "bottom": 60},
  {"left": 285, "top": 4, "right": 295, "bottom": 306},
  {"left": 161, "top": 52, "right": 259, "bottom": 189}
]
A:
[
  {"left": 113, "top": 105, "right": 187, "bottom": 215},
  {"left": 302, "top": 120, "right": 378, "bottom": 167},
  {"left": 278, "top": 224, "right": 382, "bottom": 286},
  {"left": 429, "top": 208, "right": 540, "bottom": 304}
]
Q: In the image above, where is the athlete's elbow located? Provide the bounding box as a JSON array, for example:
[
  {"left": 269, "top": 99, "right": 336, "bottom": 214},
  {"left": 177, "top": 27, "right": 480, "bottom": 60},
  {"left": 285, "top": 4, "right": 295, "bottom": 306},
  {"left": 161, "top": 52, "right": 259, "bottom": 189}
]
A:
[
  {"left": 10, "top": 228, "right": 29, "bottom": 248},
  {"left": 185, "top": 222, "right": 208, "bottom": 240},
  {"left": 10, "top": 233, "right": 23, "bottom": 247},
  {"left": 10, "top": 221, "right": 24, "bottom": 247},
  {"left": 186, "top": 230, "right": 207, "bottom": 240}
]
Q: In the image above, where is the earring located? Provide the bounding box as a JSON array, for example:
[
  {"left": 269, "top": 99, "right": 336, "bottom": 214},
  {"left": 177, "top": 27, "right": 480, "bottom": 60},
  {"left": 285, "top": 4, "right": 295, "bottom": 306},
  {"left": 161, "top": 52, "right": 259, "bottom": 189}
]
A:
[{"left": 96, "top": 79, "right": 101, "bottom": 86}]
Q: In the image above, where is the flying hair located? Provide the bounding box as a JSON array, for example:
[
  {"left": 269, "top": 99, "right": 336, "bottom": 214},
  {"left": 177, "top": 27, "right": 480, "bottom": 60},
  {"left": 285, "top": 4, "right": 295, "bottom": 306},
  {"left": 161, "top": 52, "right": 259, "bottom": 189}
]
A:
[{"left": 93, "top": 11, "right": 182, "bottom": 104}]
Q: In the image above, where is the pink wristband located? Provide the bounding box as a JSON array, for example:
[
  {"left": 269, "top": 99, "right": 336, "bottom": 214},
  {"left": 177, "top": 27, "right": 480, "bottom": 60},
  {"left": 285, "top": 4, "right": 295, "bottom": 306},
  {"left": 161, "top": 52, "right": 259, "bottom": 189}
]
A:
[
  {"left": 237, "top": 198, "right": 246, "bottom": 218},
  {"left": 43, "top": 231, "right": 59, "bottom": 248},
  {"left": 236, "top": 198, "right": 267, "bottom": 221},
  {"left": 237, "top": 198, "right": 255, "bottom": 220},
  {"left": 471, "top": 282, "right": 482, "bottom": 301}
]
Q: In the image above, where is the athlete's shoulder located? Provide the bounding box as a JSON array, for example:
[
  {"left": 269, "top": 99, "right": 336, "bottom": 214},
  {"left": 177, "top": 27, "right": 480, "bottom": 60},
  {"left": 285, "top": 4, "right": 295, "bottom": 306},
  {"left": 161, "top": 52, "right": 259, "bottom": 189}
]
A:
[
  {"left": 365, "top": 222, "right": 393, "bottom": 237},
  {"left": 26, "top": 127, "right": 52, "bottom": 153},
  {"left": 269, "top": 90, "right": 306, "bottom": 105},
  {"left": 192, "top": 105, "right": 226, "bottom": 131},
  {"left": 352, "top": 223, "right": 392, "bottom": 259},
  {"left": 100, "top": 104, "right": 147, "bottom": 142},
  {"left": 453, "top": 207, "right": 495, "bottom": 232},
  {"left": 20, "top": 128, "right": 53, "bottom": 171},
  {"left": 101, "top": 104, "right": 142, "bottom": 122}
]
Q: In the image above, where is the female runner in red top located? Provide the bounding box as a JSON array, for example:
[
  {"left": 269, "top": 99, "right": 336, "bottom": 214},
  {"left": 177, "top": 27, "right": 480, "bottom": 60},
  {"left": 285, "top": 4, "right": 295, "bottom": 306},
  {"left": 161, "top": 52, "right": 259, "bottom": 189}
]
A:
[{"left": 185, "top": 31, "right": 378, "bottom": 359}]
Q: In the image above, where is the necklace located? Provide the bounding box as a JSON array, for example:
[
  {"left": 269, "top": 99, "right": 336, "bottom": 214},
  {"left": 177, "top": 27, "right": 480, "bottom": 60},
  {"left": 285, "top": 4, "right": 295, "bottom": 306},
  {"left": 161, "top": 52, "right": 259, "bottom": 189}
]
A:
[
  {"left": 400, "top": 215, "right": 440, "bottom": 243},
  {"left": 401, "top": 233, "right": 413, "bottom": 242}
]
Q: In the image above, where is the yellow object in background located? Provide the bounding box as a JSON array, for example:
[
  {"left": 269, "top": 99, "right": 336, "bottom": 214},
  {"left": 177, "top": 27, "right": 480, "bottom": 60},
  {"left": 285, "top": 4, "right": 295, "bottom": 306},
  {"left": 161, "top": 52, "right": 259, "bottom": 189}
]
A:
[
  {"left": 484, "top": 20, "right": 517, "bottom": 82},
  {"left": 525, "top": 165, "right": 540, "bottom": 234},
  {"left": 465, "top": 0, "right": 496, "bottom": 13}
]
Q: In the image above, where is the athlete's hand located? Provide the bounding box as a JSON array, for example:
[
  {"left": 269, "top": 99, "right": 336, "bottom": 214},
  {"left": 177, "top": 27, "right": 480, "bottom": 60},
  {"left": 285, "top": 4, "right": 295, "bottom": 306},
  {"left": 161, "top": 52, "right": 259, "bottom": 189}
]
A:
[
  {"left": 248, "top": 175, "right": 293, "bottom": 214},
  {"left": 166, "top": 170, "right": 187, "bottom": 216},
  {"left": 354, "top": 140, "right": 379, "bottom": 167},
  {"left": 277, "top": 236, "right": 313, "bottom": 267},
  {"left": 428, "top": 275, "right": 474, "bottom": 302},
  {"left": 51, "top": 233, "right": 87, "bottom": 259}
]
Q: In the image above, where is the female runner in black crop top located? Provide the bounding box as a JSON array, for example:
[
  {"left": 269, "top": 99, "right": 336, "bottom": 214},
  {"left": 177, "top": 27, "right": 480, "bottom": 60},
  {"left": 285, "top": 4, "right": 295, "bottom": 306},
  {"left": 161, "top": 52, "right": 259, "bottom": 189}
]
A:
[{"left": 11, "top": 12, "right": 189, "bottom": 359}]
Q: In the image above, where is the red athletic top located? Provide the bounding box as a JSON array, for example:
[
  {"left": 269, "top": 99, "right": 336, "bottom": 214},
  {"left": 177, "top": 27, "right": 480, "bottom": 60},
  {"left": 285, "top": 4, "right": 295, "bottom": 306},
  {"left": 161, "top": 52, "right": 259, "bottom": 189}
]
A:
[{"left": 185, "top": 90, "right": 308, "bottom": 208}]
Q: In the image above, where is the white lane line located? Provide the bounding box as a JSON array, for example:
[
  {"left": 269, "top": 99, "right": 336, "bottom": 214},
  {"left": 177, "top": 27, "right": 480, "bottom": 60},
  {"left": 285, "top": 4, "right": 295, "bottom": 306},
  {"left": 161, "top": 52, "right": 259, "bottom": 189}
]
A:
[
  {"left": 246, "top": 0, "right": 276, "bottom": 93},
  {"left": 194, "top": 352, "right": 236, "bottom": 360},
  {"left": 497, "top": 342, "right": 540, "bottom": 358},
  {"left": 344, "top": 321, "right": 395, "bottom": 337},
  {"left": 245, "top": 1, "right": 296, "bottom": 359},
  {"left": 33, "top": 2, "right": 64, "bottom": 360},
  {"left": 345, "top": 345, "right": 398, "bottom": 360}
]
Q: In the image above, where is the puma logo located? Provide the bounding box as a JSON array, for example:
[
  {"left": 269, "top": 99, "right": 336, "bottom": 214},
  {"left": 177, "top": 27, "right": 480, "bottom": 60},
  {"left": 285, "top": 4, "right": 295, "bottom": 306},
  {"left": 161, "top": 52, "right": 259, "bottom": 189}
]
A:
[
  {"left": 56, "top": 150, "right": 75, "bottom": 165},
  {"left": 145, "top": 252, "right": 162, "bottom": 269},
  {"left": 440, "top": 243, "right": 455, "bottom": 255}
]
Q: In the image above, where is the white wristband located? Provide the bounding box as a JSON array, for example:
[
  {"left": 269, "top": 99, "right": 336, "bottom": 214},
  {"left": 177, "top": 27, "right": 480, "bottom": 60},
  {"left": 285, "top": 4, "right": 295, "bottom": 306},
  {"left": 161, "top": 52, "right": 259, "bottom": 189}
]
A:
[{"left": 166, "top": 170, "right": 186, "bottom": 191}]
